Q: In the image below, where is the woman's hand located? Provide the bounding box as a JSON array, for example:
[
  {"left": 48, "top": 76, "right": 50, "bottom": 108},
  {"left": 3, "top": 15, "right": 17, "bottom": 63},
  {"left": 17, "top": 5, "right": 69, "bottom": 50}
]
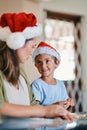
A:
[{"left": 44, "top": 104, "right": 75, "bottom": 121}]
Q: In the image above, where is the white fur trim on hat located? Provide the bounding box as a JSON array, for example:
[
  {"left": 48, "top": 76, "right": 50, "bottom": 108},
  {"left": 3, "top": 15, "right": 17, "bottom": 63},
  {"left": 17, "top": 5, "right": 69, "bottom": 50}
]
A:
[
  {"left": 0, "top": 24, "right": 42, "bottom": 50},
  {"left": 23, "top": 24, "right": 42, "bottom": 39},
  {"left": 33, "top": 46, "right": 61, "bottom": 62}
]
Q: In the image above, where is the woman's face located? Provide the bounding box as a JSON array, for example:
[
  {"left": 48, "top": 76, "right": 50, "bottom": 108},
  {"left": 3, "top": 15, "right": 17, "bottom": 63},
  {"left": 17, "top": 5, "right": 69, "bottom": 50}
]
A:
[{"left": 16, "top": 38, "right": 37, "bottom": 63}]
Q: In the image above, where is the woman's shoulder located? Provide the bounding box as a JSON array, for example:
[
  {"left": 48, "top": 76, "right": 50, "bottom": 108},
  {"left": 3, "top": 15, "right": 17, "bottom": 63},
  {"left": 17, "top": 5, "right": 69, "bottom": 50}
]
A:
[
  {"left": 0, "top": 71, "right": 4, "bottom": 81},
  {"left": 0, "top": 71, "right": 5, "bottom": 94},
  {"left": 0, "top": 70, "right": 3, "bottom": 75}
]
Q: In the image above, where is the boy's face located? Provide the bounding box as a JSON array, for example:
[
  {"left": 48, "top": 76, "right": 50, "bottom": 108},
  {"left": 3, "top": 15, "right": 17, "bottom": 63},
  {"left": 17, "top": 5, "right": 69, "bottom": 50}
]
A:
[{"left": 35, "top": 54, "right": 59, "bottom": 77}]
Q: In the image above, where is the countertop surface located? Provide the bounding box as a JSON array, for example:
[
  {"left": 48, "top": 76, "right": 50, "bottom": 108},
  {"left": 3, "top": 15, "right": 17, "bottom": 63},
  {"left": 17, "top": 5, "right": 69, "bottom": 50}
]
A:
[{"left": 0, "top": 113, "right": 87, "bottom": 130}]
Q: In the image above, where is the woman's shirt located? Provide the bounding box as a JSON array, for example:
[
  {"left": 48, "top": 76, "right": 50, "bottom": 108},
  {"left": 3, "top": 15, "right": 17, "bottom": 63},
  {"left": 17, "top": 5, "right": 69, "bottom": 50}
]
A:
[
  {"left": 4, "top": 75, "right": 30, "bottom": 105},
  {"left": 0, "top": 70, "right": 39, "bottom": 108},
  {"left": 31, "top": 78, "right": 69, "bottom": 106}
]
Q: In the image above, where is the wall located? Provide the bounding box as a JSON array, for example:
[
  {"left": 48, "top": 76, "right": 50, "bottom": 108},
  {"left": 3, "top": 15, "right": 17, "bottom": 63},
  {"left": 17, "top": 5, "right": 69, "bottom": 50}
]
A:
[
  {"left": 0, "top": 0, "right": 87, "bottom": 111},
  {"left": 40, "top": 0, "right": 87, "bottom": 111},
  {"left": 0, "top": 0, "right": 23, "bottom": 14}
]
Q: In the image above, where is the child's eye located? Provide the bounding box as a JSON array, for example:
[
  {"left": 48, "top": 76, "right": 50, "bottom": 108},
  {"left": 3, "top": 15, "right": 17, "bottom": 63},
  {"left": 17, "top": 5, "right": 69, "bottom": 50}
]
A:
[
  {"left": 36, "top": 61, "right": 42, "bottom": 65},
  {"left": 46, "top": 59, "right": 50, "bottom": 64}
]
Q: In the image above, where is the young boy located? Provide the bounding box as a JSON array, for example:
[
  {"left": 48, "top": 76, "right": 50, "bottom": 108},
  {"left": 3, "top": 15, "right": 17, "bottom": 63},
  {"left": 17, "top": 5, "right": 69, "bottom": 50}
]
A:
[{"left": 31, "top": 41, "right": 74, "bottom": 110}]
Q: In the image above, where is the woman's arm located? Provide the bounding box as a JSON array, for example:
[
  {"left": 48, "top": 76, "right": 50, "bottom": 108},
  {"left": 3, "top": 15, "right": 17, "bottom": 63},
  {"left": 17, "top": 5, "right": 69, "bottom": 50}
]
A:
[{"left": 0, "top": 102, "right": 75, "bottom": 121}]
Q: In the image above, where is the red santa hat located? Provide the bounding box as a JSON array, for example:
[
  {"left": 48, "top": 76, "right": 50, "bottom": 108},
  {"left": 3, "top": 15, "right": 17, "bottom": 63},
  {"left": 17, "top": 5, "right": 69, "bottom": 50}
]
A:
[
  {"left": 0, "top": 12, "right": 42, "bottom": 50},
  {"left": 33, "top": 41, "right": 61, "bottom": 62}
]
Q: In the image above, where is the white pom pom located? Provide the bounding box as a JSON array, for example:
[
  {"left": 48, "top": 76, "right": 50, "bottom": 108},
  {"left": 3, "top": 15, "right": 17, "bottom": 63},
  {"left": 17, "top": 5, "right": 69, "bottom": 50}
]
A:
[
  {"left": 7, "top": 32, "right": 25, "bottom": 50},
  {"left": 0, "top": 27, "right": 11, "bottom": 41}
]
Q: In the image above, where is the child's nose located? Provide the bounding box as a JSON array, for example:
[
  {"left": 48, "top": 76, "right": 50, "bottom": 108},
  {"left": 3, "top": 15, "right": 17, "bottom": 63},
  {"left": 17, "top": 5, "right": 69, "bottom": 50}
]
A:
[{"left": 42, "top": 62, "right": 46, "bottom": 68}]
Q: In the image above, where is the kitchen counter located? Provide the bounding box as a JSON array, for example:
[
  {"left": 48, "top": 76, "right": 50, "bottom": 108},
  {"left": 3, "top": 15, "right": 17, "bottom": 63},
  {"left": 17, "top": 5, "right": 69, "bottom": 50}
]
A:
[{"left": 0, "top": 113, "right": 87, "bottom": 130}]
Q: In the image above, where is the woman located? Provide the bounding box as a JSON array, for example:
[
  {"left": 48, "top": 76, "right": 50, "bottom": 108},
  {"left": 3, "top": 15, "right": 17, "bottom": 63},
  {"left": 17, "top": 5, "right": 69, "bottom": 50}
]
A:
[{"left": 0, "top": 12, "right": 74, "bottom": 120}]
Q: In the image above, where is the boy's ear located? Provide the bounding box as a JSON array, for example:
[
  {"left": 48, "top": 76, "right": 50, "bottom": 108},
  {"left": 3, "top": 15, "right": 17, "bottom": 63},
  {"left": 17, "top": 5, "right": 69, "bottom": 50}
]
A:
[
  {"left": 56, "top": 60, "right": 60, "bottom": 65},
  {"left": 55, "top": 60, "right": 60, "bottom": 68}
]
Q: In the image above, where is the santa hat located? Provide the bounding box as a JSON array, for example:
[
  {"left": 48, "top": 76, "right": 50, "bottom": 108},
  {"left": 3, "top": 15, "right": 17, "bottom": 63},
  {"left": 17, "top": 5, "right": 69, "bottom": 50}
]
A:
[
  {"left": 33, "top": 41, "right": 61, "bottom": 62},
  {"left": 0, "top": 12, "right": 42, "bottom": 50}
]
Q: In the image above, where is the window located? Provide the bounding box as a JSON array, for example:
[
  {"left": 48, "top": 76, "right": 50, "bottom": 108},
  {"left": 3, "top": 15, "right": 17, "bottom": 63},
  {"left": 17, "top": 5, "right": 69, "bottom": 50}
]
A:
[{"left": 44, "top": 18, "right": 75, "bottom": 81}]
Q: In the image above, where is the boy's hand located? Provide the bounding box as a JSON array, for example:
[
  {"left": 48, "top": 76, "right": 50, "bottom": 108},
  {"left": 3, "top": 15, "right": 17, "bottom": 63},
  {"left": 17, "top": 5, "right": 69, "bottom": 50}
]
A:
[
  {"left": 54, "top": 98, "right": 75, "bottom": 110},
  {"left": 64, "top": 98, "right": 75, "bottom": 110}
]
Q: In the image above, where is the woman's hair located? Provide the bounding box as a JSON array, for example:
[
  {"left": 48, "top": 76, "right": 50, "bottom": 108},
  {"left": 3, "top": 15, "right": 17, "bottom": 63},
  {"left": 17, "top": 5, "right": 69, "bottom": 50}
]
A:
[{"left": 0, "top": 40, "right": 20, "bottom": 85}]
